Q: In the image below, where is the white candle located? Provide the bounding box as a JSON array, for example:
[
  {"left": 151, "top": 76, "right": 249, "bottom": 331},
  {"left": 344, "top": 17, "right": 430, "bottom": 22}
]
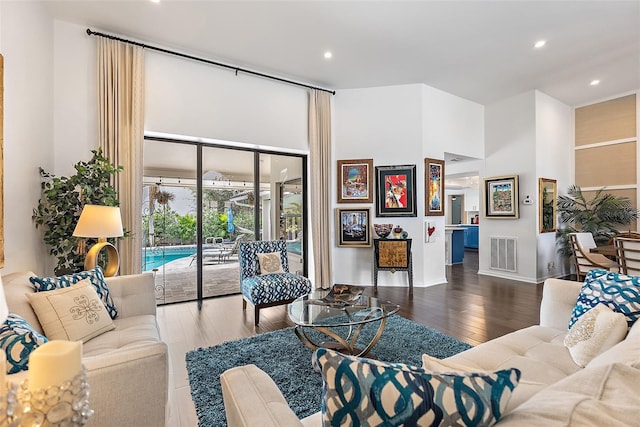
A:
[
  {"left": 28, "top": 340, "right": 82, "bottom": 392},
  {"left": 0, "top": 352, "right": 6, "bottom": 397}
]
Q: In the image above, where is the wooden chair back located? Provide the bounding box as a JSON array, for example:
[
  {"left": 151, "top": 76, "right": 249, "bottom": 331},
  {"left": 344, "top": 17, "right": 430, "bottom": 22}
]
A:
[
  {"left": 614, "top": 236, "right": 640, "bottom": 276},
  {"left": 569, "top": 233, "right": 618, "bottom": 281}
]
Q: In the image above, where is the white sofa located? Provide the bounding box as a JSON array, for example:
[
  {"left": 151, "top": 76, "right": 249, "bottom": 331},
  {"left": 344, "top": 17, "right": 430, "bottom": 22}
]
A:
[
  {"left": 220, "top": 278, "right": 640, "bottom": 426},
  {"left": 2, "top": 271, "right": 168, "bottom": 427}
]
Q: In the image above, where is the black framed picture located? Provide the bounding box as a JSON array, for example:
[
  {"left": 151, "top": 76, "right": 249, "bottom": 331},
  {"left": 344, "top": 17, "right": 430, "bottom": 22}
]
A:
[
  {"left": 335, "top": 207, "right": 372, "bottom": 247},
  {"left": 483, "top": 175, "right": 519, "bottom": 219},
  {"left": 375, "top": 164, "right": 417, "bottom": 217}
]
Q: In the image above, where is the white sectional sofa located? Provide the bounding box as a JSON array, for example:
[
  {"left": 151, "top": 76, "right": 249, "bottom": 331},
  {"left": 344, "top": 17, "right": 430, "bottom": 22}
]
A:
[
  {"left": 2, "top": 271, "right": 168, "bottom": 427},
  {"left": 221, "top": 277, "right": 640, "bottom": 426}
]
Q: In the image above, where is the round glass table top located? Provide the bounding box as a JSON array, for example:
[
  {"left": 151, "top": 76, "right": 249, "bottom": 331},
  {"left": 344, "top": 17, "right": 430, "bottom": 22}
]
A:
[{"left": 288, "top": 289, "right": 400, "bottom": 327}]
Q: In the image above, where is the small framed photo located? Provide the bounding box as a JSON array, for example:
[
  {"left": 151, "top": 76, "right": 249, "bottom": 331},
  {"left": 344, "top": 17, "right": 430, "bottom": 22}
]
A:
[
  {"left": 375, "top": 164, "right": 417, "bottom": 217},
  {"left": 425, "top": 158, "right": 445, "bottom": 216},
  {"left": 336, "top": 207, "right": 372, "bottom": 247},
  {"left": 483, "top": 175, "right": 519, "bottom": 219},
  {"left": 337, "top": 159, "right": 373, "bottom": 203}
]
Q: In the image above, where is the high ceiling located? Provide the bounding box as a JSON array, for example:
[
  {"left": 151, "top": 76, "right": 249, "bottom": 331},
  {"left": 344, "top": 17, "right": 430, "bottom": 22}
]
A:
[{"left": 43, "top": 0, "right": 640, "bottom": 107}]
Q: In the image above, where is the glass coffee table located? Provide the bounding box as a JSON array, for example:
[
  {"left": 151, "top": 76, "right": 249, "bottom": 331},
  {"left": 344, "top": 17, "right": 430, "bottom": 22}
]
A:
[{"left": 288, "top": 290, "right": 400, "bottom": 357}]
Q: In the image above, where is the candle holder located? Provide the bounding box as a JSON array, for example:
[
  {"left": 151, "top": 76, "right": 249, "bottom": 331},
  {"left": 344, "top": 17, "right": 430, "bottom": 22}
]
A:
[
  {"left": 18, "top": 367, "right": 93, "bottom": 427},
  {"left": 0, "top": 382, "right": 20, "bottom": 427}
]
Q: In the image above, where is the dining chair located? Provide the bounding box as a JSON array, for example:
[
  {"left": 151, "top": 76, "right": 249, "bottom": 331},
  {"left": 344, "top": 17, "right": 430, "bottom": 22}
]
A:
[
  {"left": 238, "top": 240, "right": 312, "bottom": 325},
  {"left": 614, "top": 236, "right": 640, "bottom": 276},
  {"left": 569, "top": 232, "right": 618, "bottom": 281}
]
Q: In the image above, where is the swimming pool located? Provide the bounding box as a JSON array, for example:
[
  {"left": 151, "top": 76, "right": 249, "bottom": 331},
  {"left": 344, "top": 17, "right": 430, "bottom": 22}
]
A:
[{"left": 142, "top": 246, "right": 196, "bottom": 271}]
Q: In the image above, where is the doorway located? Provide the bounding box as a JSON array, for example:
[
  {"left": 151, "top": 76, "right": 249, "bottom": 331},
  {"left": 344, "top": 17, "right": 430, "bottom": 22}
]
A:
[{"left": 450, "top": 195, "right": 464, "bottom": 225}]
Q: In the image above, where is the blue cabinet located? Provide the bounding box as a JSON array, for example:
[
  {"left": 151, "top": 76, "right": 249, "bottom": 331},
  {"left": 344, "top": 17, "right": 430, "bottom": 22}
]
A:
[{"left": 460, "top": 225, "right": 479, "bottom": 249}]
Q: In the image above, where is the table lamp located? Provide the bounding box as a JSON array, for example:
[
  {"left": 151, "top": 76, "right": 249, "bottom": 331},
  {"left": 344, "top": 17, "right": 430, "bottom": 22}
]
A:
[{"left": 73, "top": 204, "right": 124, "bottom": 277}]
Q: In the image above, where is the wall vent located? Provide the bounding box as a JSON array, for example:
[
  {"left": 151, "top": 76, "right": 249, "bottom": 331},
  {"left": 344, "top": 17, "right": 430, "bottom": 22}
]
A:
[{"left": 490, "top": 236, "right": 517, "bottom": 272}]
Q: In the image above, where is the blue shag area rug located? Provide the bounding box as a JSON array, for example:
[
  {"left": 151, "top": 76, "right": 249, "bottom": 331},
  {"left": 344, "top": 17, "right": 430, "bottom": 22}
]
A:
[{"left": 186, "top": 315, "right": 472, "bottom": 426}]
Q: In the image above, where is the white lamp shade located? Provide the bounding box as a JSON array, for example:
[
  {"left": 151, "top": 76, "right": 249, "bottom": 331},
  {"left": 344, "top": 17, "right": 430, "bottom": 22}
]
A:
[
  {"left": 73, "top": 205, "right": 124, "bottom": 238},
  {"left": 0, "top": 275, "right": 8, "bottom": 324}
]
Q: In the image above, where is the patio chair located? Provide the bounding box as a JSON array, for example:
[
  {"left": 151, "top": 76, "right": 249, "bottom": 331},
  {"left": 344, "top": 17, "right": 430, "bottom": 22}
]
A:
[
  {"left": 569, "top": 232, "right": 618, "bottom": 281},
  {"left": 614, "top": 236, "right": 640, "bottom": 276},
  {"left": 239, "top": 240, "right": 312, "bottom": 325}
]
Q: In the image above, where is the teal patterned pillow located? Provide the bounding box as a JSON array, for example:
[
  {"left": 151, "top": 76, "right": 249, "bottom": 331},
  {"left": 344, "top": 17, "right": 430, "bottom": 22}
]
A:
[
  {"left": 29, "top": 267, "right": 118, "bottom": 319},
  {"left": 312, "top": 348, "right": 520, "bottom": 427},
  {"left": 569, "top": 269, "right": 640, "bottom": 329},
  {"left": 0, "top": 313, "right": 48, "bottom": 374}
]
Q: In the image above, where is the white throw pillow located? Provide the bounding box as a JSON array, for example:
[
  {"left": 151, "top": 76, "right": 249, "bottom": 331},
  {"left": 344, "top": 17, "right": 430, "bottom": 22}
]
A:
[
  {"left": 564, "top": 303, "right": 627, "bottom": 367},
  {"left": 257, "top": 252, "right": 285, "bottom": 275},
  {"left": 27, "top": 278, "right": 115, "bottom": 343}
]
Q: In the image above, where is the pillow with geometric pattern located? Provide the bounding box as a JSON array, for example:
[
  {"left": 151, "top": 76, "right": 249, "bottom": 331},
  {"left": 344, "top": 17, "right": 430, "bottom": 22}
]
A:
[
  {"left": 569, "top": 269, "right": 640, "bottom": 329},
  {"left": 0, "top": 313, "right": 48, "bottom": 374},
  {"left": 29, "top": 266, "right": 118, "bottom": 319},
  {"left": 313, "top": 347, "right": 520, "bottom": 427}
]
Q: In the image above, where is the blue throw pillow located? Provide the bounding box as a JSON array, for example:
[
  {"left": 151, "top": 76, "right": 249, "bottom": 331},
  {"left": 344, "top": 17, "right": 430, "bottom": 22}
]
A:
[
  {"left": 29, "top": 267, "right": 118, "bottom": 319},
  {"left": 0, "top": 313, "right": 48, "bottom": 374},
  {"left": 312, "top": 348, "right": 520, "bottom": 427},
  {"left": 569, "top": 269, "right": 640, "bottom": 329}
]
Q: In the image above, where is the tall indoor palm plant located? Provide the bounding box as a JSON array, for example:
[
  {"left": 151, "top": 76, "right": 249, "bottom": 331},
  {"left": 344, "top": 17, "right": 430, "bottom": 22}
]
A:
[{"left": 557, "top": 185, "right": 639, "bottom": 255}]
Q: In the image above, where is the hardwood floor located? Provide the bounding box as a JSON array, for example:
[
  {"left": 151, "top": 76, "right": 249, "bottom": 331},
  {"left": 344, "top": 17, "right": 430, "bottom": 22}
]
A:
[{"left": 158, "top": 251, "right": 545, "bottom": 426}]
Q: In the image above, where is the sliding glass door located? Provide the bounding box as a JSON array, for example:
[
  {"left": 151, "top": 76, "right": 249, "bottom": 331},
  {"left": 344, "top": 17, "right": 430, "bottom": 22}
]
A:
[{"left": 142, "top": 138, "right": 307, "bottom": 305}]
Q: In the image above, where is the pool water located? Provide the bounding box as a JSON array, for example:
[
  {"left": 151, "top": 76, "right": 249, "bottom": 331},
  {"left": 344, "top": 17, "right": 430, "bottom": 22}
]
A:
[{"left": 143, "top": 246, "right": 196, "bottom": 271}]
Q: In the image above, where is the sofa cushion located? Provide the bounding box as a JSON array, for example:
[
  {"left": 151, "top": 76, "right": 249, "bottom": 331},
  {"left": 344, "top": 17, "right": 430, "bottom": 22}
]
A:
[
  {"left": 421, "top": 354, "right": 547, "bottom": 414},
  {"left": 564, "top": 303, "right": 627, "bottom": 367},
  {"left": 569, "top": 269, "right": 640, "bottom": 329},
  {"left": 313, "top": 348, "right": 520, "bottom": 427},
  {"left": 2, "top": 271, "right": 44, "bottom": 335},
  {"left": 82, "top": 314, "right": 161, "bottom": 357},
  {"left": 587, "top": 316, "right": 640, "bottom": 368},
  {"left": 444, "top": 326, "right": 579, "bottom": 386},
  {"left": 27, "top": 279, "right": 116, "bottom": 343},
  {"left": 29, "top": 267, "right": 118, "bottom": 319},
  {"left": 497, "top": 362, "right": 640, "bottom": 426},
  {"left": 0, "top": 313, "right": 48, "bottom": 374}
]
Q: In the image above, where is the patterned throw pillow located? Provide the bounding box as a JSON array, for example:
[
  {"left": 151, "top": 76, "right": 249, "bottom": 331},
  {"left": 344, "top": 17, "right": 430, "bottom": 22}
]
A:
[
  {"left": 312, "top": 348, "right": 520, "bottom": 427},
  {"left": 564, "top": 303, "right": 628, "bottom": 367},
  {"left": 569, "top": 269, "right": 640, "bottom": 329},
  {"left": 0, "top": 313, "right": 48, "bottom": 374},
  {"left": 27, "top": 279, "right": 115, "bottom": 343},
  {"left": 29, "top": 266, "right": 118, "bottom": 319},
  {"left": 257, "top": 252, "right": 285, "bottom": 275}
]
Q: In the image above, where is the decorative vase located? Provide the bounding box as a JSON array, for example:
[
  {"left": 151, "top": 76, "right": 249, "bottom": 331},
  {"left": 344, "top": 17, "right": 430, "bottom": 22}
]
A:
[
  {"left": 393, "top": 225, "right": 403, "bottom": 239},
  {"left": 373, "top": 224, "right": 393, "bottom": 239}
]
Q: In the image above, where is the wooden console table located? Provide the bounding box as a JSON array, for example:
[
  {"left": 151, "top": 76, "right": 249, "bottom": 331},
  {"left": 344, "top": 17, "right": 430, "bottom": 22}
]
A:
[{"left": 373, "top": 238, "right": 413, "bottom": 295}]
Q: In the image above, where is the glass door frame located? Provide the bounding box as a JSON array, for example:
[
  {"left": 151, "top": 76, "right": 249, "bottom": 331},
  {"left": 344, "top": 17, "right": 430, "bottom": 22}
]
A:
[{"left": 144, "top": 135, "right": 309, "bottom": 307}]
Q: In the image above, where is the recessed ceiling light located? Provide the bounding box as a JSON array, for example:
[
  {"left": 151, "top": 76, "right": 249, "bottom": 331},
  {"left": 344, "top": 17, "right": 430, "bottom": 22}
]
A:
[
  {"left": 324, "top": 51, "right": 333, "bottom": 59},
  {"left": 590, "top": 79, "right": 600, "bottom": 86},
  {"left": 534, "top": 40, "right": 546, "bottom": 49},
  {"left": 150, "top": 0, "right": 160, "bottom": 3}
]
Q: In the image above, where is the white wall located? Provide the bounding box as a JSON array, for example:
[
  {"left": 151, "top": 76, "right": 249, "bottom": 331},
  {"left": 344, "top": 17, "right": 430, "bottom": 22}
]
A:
[
  {"left": 535, "top": 91, "right": 572, "bottom": 280},
  {"left": 333, "top": 85, "right": 424, "bottom": 286},
  {"left": 0, "top": 1, "right": 54, "bottom": 274},
  {"left": 480, "top": 91, "right": 538, "bottom": 282},
  {"left": 333, "top": 84, "right": 484, "bottom": 287}
]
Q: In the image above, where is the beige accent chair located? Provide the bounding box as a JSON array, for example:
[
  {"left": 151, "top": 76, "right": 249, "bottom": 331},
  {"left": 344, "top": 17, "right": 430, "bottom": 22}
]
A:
[
  {"left": 569, "top": 232, "right": 618, "bottom": 280},
  {"left": 614, "top": 236, "right": 640, "bottom": 275}
]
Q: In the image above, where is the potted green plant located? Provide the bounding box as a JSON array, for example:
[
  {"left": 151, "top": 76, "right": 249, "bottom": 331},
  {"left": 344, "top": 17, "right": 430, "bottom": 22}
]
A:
[
  {"left": 557, "top": 185, "right": 639, "bottom": 256},
  {"left": 32, "top": 149, "right": 123, "bottom": 275}
]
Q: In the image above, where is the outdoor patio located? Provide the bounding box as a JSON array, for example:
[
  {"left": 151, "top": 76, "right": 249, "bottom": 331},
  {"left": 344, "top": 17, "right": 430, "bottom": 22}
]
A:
[{"left": 151, "top": 255, "right": 241, "bottom": 304}]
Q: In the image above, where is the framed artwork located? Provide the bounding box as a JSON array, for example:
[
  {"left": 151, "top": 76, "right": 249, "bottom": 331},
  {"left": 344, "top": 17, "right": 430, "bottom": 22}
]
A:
[
  {"left": 539, "top": 178, "right": 557, "bottom": 233},
  {"left": 483, "top": 175, "right": 519, "bottom": 219},
  {"left": 375, "top": 164, "right": 417, "bottom": 217},
  {"left": 424, "top": 158, "right": 445, "bottom": 216},
  {"left": 335, "top": 207, "right": 372, "bottom": 247},
  {"left": 337, "top": 158, "right": 373, "bottom": 203}
]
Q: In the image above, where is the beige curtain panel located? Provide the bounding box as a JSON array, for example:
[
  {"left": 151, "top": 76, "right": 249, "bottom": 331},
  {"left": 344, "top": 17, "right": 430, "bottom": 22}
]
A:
[
  {"left": 309, "top": 90, "right": 333, "bottom": 289},
  {"left": 97, "top": 38, "right": 145, "bottom": 275}
]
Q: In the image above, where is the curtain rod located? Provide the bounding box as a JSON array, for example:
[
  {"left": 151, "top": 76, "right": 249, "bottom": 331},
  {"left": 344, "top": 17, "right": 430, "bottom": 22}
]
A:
[{"left": 86, "top": 28, "right": 336, "bottom": 95}]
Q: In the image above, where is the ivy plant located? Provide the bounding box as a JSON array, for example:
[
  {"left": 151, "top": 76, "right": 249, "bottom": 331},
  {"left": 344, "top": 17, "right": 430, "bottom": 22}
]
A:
[{"left": 32, "top": 149, "right": 123, "bottom": 274}]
